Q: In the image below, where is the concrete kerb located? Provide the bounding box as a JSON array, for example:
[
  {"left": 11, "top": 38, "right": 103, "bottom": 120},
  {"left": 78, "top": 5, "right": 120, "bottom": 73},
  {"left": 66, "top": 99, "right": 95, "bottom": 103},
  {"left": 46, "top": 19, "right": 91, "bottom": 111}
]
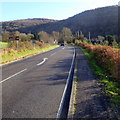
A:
[
  {"left": 67, "top": 56, "right": 78, "bottom": 119},
  {"left": 56, "top": 48, "right": 76, "bottom": 119}
]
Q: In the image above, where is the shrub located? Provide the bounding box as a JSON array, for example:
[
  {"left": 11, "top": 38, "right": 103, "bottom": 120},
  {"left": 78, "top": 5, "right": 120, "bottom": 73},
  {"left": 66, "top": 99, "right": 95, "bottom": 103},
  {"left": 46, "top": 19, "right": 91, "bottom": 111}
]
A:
[{"left": 78, "top": 42, "right": 120, "bottom": 79}]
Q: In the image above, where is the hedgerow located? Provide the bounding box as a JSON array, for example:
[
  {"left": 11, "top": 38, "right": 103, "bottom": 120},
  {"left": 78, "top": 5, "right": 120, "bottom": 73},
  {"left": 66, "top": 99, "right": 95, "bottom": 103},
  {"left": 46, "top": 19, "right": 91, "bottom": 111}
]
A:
[{"left": 77, "top": 42, "right": 120, "bottom": 79}]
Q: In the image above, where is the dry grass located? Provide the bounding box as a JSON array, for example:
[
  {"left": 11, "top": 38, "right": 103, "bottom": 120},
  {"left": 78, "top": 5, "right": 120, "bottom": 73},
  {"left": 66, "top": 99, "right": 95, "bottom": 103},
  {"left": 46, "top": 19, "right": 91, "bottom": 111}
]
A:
[{"left": 1, "top": 41, "right": 58, "bottom": 64}]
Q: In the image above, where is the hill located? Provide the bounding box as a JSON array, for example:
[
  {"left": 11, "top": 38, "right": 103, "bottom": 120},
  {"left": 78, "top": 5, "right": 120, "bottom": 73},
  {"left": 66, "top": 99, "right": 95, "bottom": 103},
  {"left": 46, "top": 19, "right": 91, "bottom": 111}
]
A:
[
  {"left": 2, "top": 18, "right": 57, "bottom": 30},
  {"left": 2, "top": 6, "right": 118, "bottom": 38}
]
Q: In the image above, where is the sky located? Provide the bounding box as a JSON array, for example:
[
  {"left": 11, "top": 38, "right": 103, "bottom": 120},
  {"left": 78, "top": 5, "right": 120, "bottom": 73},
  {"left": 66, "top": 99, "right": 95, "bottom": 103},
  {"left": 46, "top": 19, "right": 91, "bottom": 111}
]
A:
[{"left": 0, "top": 0, "right": 119, "bottom": 22}]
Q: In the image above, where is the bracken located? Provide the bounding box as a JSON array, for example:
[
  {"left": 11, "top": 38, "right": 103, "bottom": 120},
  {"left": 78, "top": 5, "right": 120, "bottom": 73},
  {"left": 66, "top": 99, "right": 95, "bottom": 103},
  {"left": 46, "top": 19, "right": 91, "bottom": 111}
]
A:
[{"left": 78, "top": 42, "right": 120, "bottom": 79}]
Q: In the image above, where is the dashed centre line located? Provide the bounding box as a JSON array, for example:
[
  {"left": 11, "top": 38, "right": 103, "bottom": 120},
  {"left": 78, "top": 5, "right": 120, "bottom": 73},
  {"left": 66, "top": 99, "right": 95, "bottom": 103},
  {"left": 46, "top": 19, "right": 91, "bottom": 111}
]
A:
[
  {"left": 1, "top": 47, "right": 65, "bottom": 84},
  {"left": 50, "top": 47, "right": 65, "bottom": 57},
  {"left": 50, "top": 52, "right": 56, "bottom": 56},
  {"left": 0, "top": 68, "right": 27, "bottom": 84}
]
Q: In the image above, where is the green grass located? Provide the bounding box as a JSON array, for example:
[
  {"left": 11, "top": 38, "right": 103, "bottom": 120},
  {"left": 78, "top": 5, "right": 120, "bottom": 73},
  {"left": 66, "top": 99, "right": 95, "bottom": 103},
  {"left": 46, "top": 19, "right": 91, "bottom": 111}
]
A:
[
  {"left": 1, "top": 45, "right": 59, "bottom": 64},
  {"left": 0, "top": 42, "right": 8, "bottom": 48},
  {"left": 77, "top": 46, "right": 120, "bottom": 110},
  {"left": 78, "top": 46, "right": 105, "bottom": 77}
]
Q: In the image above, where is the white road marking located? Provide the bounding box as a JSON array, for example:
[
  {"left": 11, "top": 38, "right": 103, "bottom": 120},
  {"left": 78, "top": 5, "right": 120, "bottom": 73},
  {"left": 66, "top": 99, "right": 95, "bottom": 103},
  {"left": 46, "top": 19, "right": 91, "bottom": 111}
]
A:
[
  {"left": 37, "top": 58, "right": 48, "bottom": 66},
  {"left": 50, "top": 52, "right": 56, "bottom": 56},
  {"left": 0, "top": 68, "right": 27, "bottom": 84},
  {"left": 50, "top": 47, "right": 65, "bottom": 57},
  {"left": 56, "top": 48, "right": 76, "bottom": 118}
]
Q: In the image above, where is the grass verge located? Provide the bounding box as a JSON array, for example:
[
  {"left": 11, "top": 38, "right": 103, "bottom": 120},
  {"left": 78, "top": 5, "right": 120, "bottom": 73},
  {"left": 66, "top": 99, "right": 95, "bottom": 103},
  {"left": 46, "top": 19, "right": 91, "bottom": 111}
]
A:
[
  {"left": 0, "top": 42, "right": 8, "bottom": 48},
  {"left": 1, "top": 45, "right": 59, "bottom": 64},
  {"left": 77, "top": 46, "right": 120, "bottom": 114},
  {"left": 72, "top": 59, "right": 78, "bottom": 118}
]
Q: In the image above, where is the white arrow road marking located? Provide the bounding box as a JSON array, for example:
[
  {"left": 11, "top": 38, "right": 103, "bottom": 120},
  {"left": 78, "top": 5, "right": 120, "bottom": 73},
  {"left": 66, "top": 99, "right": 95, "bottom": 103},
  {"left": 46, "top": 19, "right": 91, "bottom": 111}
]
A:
[
  {"left": 0, "top": 68, "right": 27, "bottom": 84},
  {"left": 37, "top": 58, "right": 48, "bottom": 66}
]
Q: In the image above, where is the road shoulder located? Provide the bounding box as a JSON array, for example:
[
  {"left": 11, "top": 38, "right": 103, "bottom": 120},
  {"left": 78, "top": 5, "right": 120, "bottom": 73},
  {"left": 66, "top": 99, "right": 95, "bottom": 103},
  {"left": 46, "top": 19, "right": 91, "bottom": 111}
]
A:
[{"left": 73, "top": 47, "right": 116, "bottom": 119}]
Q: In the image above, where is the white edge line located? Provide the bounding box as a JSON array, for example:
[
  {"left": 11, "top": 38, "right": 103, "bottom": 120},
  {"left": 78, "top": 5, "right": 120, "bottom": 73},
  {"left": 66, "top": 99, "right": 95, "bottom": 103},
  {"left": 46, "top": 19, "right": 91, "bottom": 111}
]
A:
[
  {"left": 56, "top": 48, "right": 75, "bottom": 118},
  {"left": 37, "top": 58, "right": 48, "bottom": 66},
  {"left": 50, "top": 52, "right": 56, "bottom": 56},
  {"left": 0, "top": 68, "right": 27, "bottom": 84},
  {"left": 68, "top": 59, "right": 77, "bottom": 118}
]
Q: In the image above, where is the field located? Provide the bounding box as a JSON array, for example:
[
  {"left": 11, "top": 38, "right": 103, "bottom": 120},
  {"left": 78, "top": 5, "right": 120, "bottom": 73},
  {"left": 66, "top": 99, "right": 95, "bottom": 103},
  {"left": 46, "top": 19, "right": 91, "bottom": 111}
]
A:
[
  {"left": 0, "top": 42, "right": 8, "bottom": 48},
  {"left": 1, "top": 43, "right": 59, "bottom": 64}
]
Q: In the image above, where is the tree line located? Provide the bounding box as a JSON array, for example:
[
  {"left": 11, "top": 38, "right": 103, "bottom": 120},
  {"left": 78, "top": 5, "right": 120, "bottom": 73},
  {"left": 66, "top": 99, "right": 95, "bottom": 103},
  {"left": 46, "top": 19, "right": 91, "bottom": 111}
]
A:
[
  {"left": 1, "top": 27, "right": 74, "bottom": 45},
  {"left": 1, "top": 27, "right": 119, "bottom": 49}
]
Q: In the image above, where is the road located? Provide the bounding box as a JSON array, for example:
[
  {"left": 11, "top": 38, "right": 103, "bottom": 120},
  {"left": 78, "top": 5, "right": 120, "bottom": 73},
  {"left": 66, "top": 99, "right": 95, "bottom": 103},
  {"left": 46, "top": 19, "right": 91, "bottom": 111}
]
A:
[{"left": 2, "top": 46, "right": 75, "bottom": 118}]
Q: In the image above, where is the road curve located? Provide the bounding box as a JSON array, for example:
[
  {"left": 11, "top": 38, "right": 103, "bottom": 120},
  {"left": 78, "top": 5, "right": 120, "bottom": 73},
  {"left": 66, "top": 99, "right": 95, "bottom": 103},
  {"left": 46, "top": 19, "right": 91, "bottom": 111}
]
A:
[{"left": 2, "top": 46, "right": 75, "bottom": 118}]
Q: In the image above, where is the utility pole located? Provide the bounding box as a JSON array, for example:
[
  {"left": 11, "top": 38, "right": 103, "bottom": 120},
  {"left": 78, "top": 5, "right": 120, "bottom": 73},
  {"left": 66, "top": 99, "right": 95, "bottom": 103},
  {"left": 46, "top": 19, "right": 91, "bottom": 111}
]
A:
[
  {"left": 89, "top": 32, "right": 91, "bottom": 41},
  {"left": 15, "top": 36, "right": 19, "bottom": 50},
  {"left": 77, "top": 31, "right": 79, "bottom": 39}
]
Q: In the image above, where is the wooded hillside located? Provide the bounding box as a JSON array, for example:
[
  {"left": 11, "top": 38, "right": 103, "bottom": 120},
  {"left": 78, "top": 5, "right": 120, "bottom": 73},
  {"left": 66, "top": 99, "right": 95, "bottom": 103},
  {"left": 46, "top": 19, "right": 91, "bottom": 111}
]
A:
[
  {"left": 2, "top": 18, "right": 57, "bottom": 30},
  {"left": 2, "top": 6, "right": 118, "bottom": 38}
]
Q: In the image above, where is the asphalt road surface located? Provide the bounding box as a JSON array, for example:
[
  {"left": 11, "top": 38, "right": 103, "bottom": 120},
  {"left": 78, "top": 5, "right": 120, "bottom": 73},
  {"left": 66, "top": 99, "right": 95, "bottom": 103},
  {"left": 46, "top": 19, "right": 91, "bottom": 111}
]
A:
[{"left": 2, "top": 46, "right": 75, "bottom": 118}]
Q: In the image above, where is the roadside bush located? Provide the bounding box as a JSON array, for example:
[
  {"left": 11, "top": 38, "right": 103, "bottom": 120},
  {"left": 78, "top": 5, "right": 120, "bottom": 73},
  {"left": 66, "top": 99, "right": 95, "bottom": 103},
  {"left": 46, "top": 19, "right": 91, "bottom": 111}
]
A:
[
  {"left": 2, "top": 40, "right": 52, "bottom": 55},
  {"left": 77, "top": 42, "right": 120, "bottom": 79},
  {"left": 78, "top": 42, "right": 120, "bottom": 110}
]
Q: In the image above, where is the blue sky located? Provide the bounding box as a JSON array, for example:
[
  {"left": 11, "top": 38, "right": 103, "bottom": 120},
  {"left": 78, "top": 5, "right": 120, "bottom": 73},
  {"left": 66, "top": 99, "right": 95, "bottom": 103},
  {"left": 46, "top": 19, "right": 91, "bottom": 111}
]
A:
[{"left": 0, "top": 0, "right": 119, "bottom": 22}]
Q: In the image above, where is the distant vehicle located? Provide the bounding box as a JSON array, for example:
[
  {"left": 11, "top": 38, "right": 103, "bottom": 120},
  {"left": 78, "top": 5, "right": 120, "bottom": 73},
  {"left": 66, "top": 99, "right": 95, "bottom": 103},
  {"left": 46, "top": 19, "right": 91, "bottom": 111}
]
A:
[{"left": 60, "top": 43, "right": 64, "bottom": 46}]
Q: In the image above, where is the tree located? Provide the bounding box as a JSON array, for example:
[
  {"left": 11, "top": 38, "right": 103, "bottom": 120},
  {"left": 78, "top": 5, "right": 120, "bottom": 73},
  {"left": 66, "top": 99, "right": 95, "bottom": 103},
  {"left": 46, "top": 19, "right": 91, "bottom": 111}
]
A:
[
  {"left": 61, "top": 27, "right": 73, "bottom": 43},
  {"left": 38, "top": 31, "right": 49, "bottom": 43},
  {"left": 105, "top": 35, "right": 115, "bottom": 45},
  {"left": 19, "top": 33, "right": 28, "bottom": 41},
  {"left": 97, "top": 35, "right": 105, "bottom": 41},
  {"left": 33, "top": 33, "right": 39, "bottom": 40},
  {"left": 27, "top": 33, "right": 34, "bottom": 40},
  {"left": 76, "top": 31, "right": 84, "bottom": 41},
  {"left": 2, "top": 31, "right": 9, "bottom": 42},
  {"left": 52, "top": 31, "right": 60, "bottom": 44}
]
